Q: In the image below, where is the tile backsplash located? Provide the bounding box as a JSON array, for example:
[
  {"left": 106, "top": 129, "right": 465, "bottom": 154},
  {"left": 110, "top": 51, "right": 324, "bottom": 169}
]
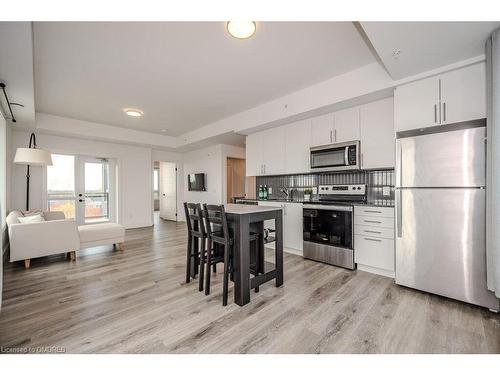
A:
[{"left": 256, "top": 169, "right": 395, "bottom": 206}]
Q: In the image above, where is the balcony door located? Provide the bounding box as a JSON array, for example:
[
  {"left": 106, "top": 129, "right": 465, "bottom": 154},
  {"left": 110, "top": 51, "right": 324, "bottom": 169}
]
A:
[{"left": 46, "top": 154, "right": 115, "bottom": 225}]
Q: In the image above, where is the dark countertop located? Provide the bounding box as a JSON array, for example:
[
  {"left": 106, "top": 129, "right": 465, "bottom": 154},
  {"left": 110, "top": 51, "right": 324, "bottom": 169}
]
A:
[{"left": 234, "top": 198, "right": 394, "bottom": 208}]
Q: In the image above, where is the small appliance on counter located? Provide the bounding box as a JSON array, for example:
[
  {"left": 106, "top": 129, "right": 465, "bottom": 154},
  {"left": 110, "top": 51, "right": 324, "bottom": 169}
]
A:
[{"left": 303, "top": 183, "right": 366, "bottom": 269}]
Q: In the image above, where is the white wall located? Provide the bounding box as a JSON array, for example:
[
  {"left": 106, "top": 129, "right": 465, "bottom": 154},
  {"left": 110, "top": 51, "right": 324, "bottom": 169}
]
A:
[
  {"left": 0, "top": 113, "right": 11, "bottom": 310},
  {"left": 10, "top": 131, "right": 158, "bottom": 229},
  {"left": 182, "top": 144, "right": 246, "bottom": 208}
]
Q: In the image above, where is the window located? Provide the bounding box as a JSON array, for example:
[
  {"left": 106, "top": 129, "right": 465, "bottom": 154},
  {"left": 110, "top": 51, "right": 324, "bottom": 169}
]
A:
[
  {"left": 153, "top": 169, "right": 159, "bottom": 200},
  {"left": 84, "top": 160, "right": 110, "bottom": 223},
  {"left": 46, "top": 154, "right": 114, "bottom": 224},
  {"left": 47, "top": 154, "right": 76, "bottom": 219}
]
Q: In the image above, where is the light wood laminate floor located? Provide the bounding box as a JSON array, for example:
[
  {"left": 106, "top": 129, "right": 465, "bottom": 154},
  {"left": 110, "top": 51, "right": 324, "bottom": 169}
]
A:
[{"left": 0, "top": 217, "right": 499, "bottom": 354}]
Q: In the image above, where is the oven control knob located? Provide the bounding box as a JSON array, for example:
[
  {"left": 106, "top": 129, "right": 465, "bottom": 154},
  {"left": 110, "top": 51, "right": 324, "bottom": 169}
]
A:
[
  {"left": 357, "top": 187, "right": 361, "bottom": 190},
  {"left": 352, "top": 187, "right": 355, "bottom": 190}
]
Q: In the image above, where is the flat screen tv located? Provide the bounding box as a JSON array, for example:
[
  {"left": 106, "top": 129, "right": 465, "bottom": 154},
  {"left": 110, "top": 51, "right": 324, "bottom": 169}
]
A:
[{"left": 188, "top": 173, "right": 206, "bottom": 191}]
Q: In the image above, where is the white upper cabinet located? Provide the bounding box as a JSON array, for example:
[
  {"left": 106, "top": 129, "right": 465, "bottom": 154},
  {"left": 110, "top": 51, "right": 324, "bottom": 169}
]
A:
[
  {"left": 310, "top": 113, "right": 334, "bottom": 147},
  {"left": 394, "top": 75, "right": 439, "bottom": 132},
  {"left": 260, "top": 126, "right": 286, "bottom": 175},
  {"left": 360, "top": 97, "right": 395, "bottom": 169},
  {"left": 285, "top": 119, "right": 311, "bottom": 174},
  {"left": 334, "top": 107, "right": 360, "bottom": 143},
  {"left": 394, "top": 63, "right": 486, "bottom": 132},
  {"left": 440, "top": 63, "right": 486, "bottom": 125},
  {"left": 245, "top": 132, "right": 262, "bottom": 176}
]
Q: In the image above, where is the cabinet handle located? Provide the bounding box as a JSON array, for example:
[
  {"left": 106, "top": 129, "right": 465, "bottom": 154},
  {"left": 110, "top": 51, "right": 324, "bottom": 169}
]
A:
[
  {"left": 329, "top": 130, "right": 333, "bottom": 143},
  {"left": 334, "top": 129, "right": 337, "bottom": 142},
  {"left": 434, "top": 104, "right": 437, "bottom": 123},
  {"left": 364, "top": 237, "right": 382, "bottom": 242},
  {"left": 442, "top": 102, "right": 446, "bottom": 122},
  {"left": 363, "top": 210, "right": 382, "bottom": 214},
  {"left": 364, "top": 220, "right": 381, "bottom": 224},
  {"left": 364, "top": 230, "right": 382, "bottom": 234}
]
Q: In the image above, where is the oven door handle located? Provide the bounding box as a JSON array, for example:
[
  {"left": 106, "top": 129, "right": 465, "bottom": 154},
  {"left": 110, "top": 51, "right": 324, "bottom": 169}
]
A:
[
  {"left": 344, "top": 146, "right": 349, "bottom": 166},
  {"left": 303, "top": 204, "right": 353, "bottom": 212}
]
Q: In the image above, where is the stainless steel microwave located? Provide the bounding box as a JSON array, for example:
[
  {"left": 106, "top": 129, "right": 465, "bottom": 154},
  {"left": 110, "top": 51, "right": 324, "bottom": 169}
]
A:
[{"left": 310, "top": 141, "right": 360, "bottom": 172}]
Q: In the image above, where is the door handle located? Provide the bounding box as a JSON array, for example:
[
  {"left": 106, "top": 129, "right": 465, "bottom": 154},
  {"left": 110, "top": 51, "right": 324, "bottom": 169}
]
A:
[
  {"left": 442, "top": 102, "right": 446, "bottom": 122},
  {"left": 396, "top": 189, "right": 402, "bottom": 238},
  {"left": 434, "top": 104, "right": 437, "bottom": 123}
]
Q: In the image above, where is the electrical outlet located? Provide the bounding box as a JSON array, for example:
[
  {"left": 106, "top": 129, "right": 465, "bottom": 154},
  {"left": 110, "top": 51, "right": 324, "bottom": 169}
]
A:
[
  {"left": 382, "top": 186, "right": 391, "bottom": 197},
  {"left": 268, "top": 187, "right": 273, "bottom": 194},
  {"left": 312, "top": 187, "right": 317, "bottom": 194}
]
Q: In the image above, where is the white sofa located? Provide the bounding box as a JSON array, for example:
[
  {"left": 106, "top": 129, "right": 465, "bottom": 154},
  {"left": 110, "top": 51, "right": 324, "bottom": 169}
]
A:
[
  {"left": 7, "top": 210, "right": 126, "bottom": 269},
  {"left": 6, "top": 210, "right": 80, "bottom": 268}
]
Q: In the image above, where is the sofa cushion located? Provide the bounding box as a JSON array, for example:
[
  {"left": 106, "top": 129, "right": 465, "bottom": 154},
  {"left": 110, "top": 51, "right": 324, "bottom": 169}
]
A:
[
  {"left": 18, "top": 214, "right": 45, "bottom": 223},
  {"left": 78, "top": 223, "right": 125, "bottom": 243},
  {"left": 6, "top": 210, "right": 23, "bottom": 226}
]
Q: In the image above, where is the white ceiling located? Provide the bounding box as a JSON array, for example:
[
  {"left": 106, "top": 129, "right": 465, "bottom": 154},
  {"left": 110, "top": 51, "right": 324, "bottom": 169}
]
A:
[
  {"left": 361, "top": 22, "right": 500, "bottom": 80},
  {"left": 33, "top": 22, "right": 376, "bottom": 136},
  {"left": 0, "top": 22, "right": 35, "bottom": 126}
]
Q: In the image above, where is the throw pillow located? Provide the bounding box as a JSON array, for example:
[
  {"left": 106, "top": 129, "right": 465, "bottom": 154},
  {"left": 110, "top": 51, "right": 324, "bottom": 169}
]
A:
[{"left": 18, "top": 214, "right": 45, "bottom": 223}]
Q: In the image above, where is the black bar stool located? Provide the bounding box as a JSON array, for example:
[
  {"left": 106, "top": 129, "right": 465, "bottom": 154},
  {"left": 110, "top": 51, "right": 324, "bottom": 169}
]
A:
[
  {"left": 183, "top": 202, "right": 206, "bottom": 289},
  {"left": 202, "top": 204, "right": 262, "bottom": 306}
]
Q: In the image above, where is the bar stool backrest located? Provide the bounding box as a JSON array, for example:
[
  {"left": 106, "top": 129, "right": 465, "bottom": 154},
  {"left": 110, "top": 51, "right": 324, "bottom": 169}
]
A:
[
  {"left": 183, "top": 202, "right": 206, "bottom": 239},
  {"left": 203, "top": 204, "right": 230, "bottom": 245}
]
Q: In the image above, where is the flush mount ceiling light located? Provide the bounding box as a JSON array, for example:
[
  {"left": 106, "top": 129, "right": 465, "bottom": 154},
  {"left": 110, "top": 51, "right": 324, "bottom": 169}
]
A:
[
  {"left": 124, "top": 108, "right": 144, "bottom": 117},
  {"left": 227, "top": 21, "right": 256, "bottom": 39}
]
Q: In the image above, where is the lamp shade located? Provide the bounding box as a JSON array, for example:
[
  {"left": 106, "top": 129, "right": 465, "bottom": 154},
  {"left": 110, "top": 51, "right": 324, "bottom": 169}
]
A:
[{"left": 14, "top": 148, "right": 53, "bottom": 166}]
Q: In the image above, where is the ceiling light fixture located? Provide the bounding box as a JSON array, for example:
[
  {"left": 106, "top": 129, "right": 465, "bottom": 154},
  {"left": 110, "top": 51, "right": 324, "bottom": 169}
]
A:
[
  {"left": 124, "top": 108, "right": 144, "bottom": 117},
  {"left": 227, "top": 21, "right": 256, "bottom": 39}
]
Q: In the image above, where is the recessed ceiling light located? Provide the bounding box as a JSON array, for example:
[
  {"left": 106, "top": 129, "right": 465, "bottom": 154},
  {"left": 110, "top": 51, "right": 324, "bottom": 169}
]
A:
[
  {"left": 227, "top": 21, "right": 256, "bottom": 39},
  {"left": 124, "top": 108, "right": 144, "bottom": 117},
  {"left": 160, "top": 129, "right": 167, "bottom": 132}
]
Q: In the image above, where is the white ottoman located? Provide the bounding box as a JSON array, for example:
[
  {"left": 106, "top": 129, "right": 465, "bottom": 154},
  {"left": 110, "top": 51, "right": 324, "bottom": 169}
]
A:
[{"left": 78, "top": 223, "right": 126, "bottom": 252}]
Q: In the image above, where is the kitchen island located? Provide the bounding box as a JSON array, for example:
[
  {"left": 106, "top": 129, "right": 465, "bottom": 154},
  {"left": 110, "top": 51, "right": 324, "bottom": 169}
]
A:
[{"left": 225, "top": 204, "right": 284, "bottom": 306}]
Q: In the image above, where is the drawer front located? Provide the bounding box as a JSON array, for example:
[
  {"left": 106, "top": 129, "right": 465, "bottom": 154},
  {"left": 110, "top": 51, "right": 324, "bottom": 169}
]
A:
[
  {"left": 354, "top": 206, "right": 394, "bottom": 218},
  {"left": 354, "top": 235, "right": 395, "bottom": 271},
  {"left": 354, "top": 224, "right": 394, "bottom": 239},
  {"left": 354, "top": 215, "right": 394, "bottom": 229}
]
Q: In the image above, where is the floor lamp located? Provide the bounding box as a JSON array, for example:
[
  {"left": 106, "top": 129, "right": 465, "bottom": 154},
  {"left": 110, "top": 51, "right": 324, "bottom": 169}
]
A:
[{"left": 13, "top": 133, "right": 53, "bottom": 211}]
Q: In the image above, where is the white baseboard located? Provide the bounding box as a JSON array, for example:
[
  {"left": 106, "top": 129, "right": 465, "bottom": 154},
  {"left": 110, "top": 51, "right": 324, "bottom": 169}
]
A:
[{"left": 357, "top": 264, "right": 395, "bottom": 279}]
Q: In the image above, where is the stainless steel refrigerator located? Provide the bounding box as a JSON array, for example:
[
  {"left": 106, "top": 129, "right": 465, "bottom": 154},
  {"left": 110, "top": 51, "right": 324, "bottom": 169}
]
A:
[{"left": 395, "top": 120, "right": 499, "bottom": 311}]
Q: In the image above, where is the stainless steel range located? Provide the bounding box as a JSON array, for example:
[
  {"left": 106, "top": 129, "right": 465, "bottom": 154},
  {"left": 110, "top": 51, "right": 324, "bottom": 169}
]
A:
[{"left": 303, "top": 184, "right": 366, "bottom": 269}]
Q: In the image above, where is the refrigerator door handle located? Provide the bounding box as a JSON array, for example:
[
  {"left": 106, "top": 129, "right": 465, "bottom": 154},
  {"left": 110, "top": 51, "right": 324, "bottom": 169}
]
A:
[
  {"left": 396, "top": 140, "right": 403, "bottom": 188},
  {"left": 396, "top": 189, "right": 402, "bottom": 238}
]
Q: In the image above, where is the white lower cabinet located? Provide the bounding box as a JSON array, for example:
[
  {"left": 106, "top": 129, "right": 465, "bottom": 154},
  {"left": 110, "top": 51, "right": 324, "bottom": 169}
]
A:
[
  {"left": 258, "top": 201, "right": 303, "bottom": 253},
  {"left": 354, "top": 206, "right": 395, "bottom": 278}
]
